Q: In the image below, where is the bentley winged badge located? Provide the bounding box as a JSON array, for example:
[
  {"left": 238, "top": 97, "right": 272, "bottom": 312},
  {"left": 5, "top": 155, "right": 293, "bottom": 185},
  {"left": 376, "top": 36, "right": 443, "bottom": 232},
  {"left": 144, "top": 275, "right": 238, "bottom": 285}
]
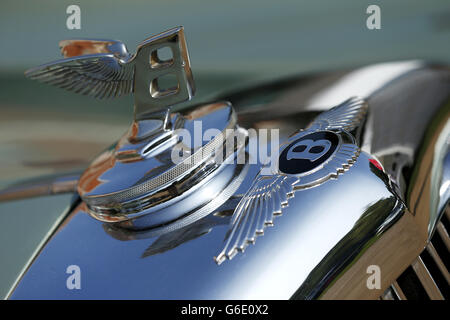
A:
[{"left": 215, "top": 97, "right": 368, "bottom": 264}]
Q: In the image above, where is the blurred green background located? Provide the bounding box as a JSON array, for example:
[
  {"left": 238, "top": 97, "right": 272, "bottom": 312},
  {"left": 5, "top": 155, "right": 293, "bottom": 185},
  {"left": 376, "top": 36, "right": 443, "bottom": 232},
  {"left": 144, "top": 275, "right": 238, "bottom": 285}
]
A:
[{"left": 1, "top": 0, "right": 450, "bottom": 188}]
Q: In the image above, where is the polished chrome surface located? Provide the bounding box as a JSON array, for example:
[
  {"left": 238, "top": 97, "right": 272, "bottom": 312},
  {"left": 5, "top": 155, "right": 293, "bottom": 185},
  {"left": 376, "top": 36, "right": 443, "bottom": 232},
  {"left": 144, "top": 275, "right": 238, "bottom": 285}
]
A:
[
  {"left": 11, "top": 61, "right": 450, "bottom": 299},
  {"left": 10, "top": 150, "right": 402, "bottom": 299},
  {"left": 429, "top": 121, "right": 450, "bottom": 235}
]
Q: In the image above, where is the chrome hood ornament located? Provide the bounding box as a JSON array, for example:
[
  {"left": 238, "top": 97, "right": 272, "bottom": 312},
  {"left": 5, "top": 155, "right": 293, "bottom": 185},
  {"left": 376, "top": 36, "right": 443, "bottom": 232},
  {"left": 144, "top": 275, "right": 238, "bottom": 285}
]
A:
[
  {"left": 26, "top": 27, "right": 248, "bottom": 230},
  {"left": 215, "top": 97, "right": 368, "bottom": 264},
  {"left": 25, "top": 26, "right": 195, "bottom": 113}
]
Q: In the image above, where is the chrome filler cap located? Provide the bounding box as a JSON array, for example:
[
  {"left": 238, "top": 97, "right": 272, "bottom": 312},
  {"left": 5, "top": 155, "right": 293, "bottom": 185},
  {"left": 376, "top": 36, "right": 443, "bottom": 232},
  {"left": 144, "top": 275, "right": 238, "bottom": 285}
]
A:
[
  {"left": 26, "top": 27, "right": 248, "bottom": 230},
  {"left": 78, "top": 101, "right": 247, "bottom": 230}
]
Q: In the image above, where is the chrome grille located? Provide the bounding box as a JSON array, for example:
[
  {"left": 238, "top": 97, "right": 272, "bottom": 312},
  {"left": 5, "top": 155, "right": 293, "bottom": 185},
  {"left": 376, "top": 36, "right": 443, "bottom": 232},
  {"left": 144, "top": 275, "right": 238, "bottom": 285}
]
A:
[{"left": 382, "top": 207, "right": 450, "bottom": 300}]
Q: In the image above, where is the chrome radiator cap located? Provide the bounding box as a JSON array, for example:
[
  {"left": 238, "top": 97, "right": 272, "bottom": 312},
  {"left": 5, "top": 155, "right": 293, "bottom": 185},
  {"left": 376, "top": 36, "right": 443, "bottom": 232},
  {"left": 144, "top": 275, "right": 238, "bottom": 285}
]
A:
[{"left": 78, "top": 102, "right": 248, "bottom": 230}]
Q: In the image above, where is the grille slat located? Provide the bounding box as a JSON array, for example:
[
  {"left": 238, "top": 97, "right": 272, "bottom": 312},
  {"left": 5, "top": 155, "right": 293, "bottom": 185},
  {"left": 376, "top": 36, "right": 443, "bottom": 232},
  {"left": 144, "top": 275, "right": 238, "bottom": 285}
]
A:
[
  {"left": 391, "top": 281, "right": 407, "bottom": 300},
  {"left": 380, "top": 287, "right": 396, "bottom": 300},
  {"left": 411, "top": 256, "right": 444, "bottom": 300},
  {"left": 386, "top": 206, "right": 449, "bottom": 300},
  {"left": 426, "top": 242, "right": 450, "bottom": 286},
  {"left": 436, "top": 221, "right": 450, "bottom": 252}
]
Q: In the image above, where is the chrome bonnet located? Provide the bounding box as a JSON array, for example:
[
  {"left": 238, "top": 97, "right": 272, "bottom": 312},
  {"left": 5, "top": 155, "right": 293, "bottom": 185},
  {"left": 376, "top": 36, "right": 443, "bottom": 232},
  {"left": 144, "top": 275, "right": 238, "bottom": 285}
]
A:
[{"left": 10, "top": 28, "right": 450, "bottom": 299}]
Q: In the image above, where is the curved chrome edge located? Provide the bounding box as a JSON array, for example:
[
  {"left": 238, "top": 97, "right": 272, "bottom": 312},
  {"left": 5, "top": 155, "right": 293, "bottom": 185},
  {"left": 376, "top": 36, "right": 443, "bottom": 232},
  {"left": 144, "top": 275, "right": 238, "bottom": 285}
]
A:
[
  {"left": 293, "top": 196, "right": 406, "bottom": 299},
  {"left": 428, "top": 115, "right": 450, "bottom": 236}
]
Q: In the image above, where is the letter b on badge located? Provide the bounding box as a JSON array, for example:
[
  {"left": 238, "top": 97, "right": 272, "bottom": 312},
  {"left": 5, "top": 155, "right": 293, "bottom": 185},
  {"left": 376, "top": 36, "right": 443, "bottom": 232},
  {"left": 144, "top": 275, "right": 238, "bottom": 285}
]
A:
[
  {"left": 287, "top": 139, "right": 331, "bottom": 162},
  {"left": 278, "top": 131, "right": 339, "bottom": 175}
]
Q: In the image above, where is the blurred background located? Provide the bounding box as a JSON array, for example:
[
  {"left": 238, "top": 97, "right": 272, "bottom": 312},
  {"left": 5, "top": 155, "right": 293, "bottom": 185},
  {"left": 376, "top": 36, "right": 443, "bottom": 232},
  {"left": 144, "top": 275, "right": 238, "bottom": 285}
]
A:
[{"left": 1, "top": 0, "right": 450, "bottom": 188}]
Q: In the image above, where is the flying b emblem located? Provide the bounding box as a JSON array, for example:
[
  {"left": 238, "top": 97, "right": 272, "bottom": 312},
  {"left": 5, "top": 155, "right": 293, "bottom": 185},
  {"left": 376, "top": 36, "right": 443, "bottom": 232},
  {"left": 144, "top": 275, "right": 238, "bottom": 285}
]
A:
[{"left": 215, "top": 97, "right": 368, "bottom": 265}]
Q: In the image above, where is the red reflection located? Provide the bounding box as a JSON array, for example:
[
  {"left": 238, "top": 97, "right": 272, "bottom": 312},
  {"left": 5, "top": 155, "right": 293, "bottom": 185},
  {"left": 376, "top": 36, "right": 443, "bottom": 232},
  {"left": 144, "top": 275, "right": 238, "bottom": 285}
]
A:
[{"left": 369, "top": 158, "right": 383, "bottom": 171}]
